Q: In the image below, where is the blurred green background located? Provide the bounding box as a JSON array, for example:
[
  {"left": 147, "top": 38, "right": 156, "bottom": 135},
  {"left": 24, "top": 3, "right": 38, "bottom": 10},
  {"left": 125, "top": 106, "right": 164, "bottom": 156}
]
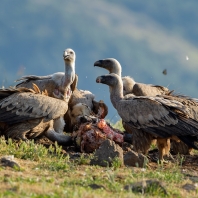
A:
[{"left": 1, "top": 0, "right": 198, "bottom": 122}]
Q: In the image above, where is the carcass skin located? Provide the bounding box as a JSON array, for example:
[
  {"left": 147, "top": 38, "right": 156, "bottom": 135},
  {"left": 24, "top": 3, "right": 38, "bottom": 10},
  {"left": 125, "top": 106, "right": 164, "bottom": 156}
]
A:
[{"left": 96, "top": 73, "right": 198, "bottom": 161}]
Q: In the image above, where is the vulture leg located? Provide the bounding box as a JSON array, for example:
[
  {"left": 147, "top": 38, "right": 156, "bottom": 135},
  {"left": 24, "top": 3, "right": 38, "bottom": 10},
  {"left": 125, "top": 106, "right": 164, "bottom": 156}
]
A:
[
  {"left": 157, "top": 138, "right": 171, "bottom": 162},
  {"left": 54, "top": 117, "right": 65, "bottom": 134},
  {"left": 4, "top": 119, "right": 49, "bottom": 141},
  {"left": 45, "top": 128, "right": 72, "bottom": 145},
  {"left": 132, "top": 128, "right": 153, "bottom": 155},
  {"left": 5, "top": 123, "right": 31, "bottom": 141}
]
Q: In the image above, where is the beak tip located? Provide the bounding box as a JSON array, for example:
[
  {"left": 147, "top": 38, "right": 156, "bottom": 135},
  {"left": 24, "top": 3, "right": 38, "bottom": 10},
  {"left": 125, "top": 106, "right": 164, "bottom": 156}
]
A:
[{"left": 94, "top": 60, "right": 102, "bottom": 67}]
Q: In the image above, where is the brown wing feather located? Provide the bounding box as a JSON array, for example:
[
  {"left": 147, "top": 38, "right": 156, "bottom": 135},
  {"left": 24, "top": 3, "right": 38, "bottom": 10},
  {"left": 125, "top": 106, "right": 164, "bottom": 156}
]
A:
[
  {"left": 133, "top": 83, "right": 169, "bottom": 96},
  {"left": 0, "top": 92, "right": 68, "bottom": 124},
  {"left": 118, "top": 96, "right": 198, "bottom": 140}
]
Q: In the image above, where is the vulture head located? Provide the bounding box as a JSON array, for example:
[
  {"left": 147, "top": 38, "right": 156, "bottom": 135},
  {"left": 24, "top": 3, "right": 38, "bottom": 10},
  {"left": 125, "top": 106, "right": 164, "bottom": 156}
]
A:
[
  {"left": 94, "top": 58, "right": 122, "bottom": 76},
  {"left": 122, "top": 76, "right": 136, "bottom": 96},
  {"left": 96, "top": 73, "right": 121, "bottom": 87},
  {"left": 63, "top": 48, "right": 76, "bottom": 65}
]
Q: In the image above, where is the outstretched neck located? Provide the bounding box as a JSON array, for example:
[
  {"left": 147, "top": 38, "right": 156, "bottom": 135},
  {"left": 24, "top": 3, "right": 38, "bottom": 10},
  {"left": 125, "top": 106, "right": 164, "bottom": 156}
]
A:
[
  {"left": 64, "top": 61, "right": 75, "bottom": 87},
  {"left": 114, "top": 67, "right": 121, "bottom": 77},
  {"left": 109, "top": 84, "right": 123, "bottom": 109},
  {"left": 110, "top": 64, "right": 121, "bottom": 77}
]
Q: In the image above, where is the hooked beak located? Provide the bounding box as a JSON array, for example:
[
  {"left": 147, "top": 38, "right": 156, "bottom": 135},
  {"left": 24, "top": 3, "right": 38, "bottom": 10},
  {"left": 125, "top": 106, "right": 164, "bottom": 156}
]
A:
[
  {"left": 63, "top": 51, "right": 70, "bottom": 60},
  {"left": 94, "top": 60, "right": 103, "bottom": 67},
  {"left": 96, "top": 76, "right": 102, "bottom": 83}
]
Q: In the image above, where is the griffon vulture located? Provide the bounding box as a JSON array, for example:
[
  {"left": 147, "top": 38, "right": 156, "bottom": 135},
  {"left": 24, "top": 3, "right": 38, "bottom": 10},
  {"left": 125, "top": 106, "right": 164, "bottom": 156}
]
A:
[
  {"left": 15, "top": 48, "right": 77, "bottom": 134},
  {"left": 95, "top": 73, "right": 198, "bottom": 161},
  {"left": 16, "top": 48, "right": 107, "bottom": 133},
  {"left": 94, "top": 58, "right": 170, "bottom": 96},
  {"left": 0, "top": 86, "right": 72, "bottom": 144},
  {"left": 94, "top": 58, "right": 190, "bottom": 156},
  {"left": 16, "top": 48, "right": 77, "bottom": 102}
]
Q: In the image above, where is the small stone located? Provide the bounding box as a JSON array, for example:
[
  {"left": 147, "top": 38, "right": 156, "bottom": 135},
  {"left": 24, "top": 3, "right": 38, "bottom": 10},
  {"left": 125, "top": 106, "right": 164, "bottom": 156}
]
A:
[
  {"left": 0, "top": 155, "right": 20, "bottom": 169},
  {"left": 124, "top": 150, "right": 148, "bottom": 167},
  {"left": 90, "top": 139, "right": 123, "bottom": 167},
  {"left": 182, "top": 183, "right": 197, "bottom": 192},
  {"left": 88, "top": 183, "right": 106, "bottom": 190}
]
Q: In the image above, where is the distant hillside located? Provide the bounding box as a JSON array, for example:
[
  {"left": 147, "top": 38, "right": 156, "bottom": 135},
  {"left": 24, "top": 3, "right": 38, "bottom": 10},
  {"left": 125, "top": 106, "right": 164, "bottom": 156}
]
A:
[{"left": 0, "top": 0, "right": 198, "bottom": 122}]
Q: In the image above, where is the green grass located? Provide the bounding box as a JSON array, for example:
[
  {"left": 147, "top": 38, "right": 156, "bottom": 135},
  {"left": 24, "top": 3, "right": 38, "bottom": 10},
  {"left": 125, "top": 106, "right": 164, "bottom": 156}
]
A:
[{"left": 0, "top": 136, "right": 197, "bottom": 197}]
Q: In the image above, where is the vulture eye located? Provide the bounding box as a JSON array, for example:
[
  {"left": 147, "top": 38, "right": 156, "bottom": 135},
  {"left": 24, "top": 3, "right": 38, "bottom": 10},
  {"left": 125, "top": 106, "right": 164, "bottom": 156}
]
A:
[{"left": 70, "top": 51, "right": 73, "bottom": 54}]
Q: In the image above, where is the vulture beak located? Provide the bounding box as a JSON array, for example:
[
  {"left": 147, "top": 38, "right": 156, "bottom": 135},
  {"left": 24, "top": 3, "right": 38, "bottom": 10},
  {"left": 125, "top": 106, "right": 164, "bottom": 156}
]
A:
[
  {"left": 96, "top": 75, "right": 108, "bottom": 84},
  {"left": 63, "top": 52, "right": 70, "bottom": 60},
  {"left": 96, "top": 76, "right": 102, "bottom": 83},
  {"left": 96, "top": 74, "right": 116, "bottom": 86},
  {"left": 94, "top": 60, "right": 103, "bottom": 67}
]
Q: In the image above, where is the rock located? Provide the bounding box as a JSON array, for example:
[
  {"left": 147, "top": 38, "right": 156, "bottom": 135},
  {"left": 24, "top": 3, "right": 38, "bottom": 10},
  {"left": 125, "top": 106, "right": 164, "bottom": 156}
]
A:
[
  {"left": 0, "top": 155, "right": 20, "bottom": 169},
  {"left": 124, "top": 150, "right": 148, "bottom": 167},
  {"left": 185, "top": 174, "right": 198, "bottom": 183},
  {"left": 90, "top": 139, "right": 123, "bottom": 167},
  {"left": 124, "top": 179, "right": 167, "bottom": 196},
  {"left": 182, "top": 183, "right": 197, "bottom": 192},
  {"left": 88, "top": 183, "right": 106, "bottom": 190}
]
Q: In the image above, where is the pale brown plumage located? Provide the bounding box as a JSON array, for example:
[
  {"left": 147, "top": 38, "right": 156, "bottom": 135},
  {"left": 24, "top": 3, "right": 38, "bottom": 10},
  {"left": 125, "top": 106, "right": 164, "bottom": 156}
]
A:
[
  {"left": 15, "top": 48, "right": 77, "bottom": 134},
  {"left": 94, "top": 58, "right": 190, "bottom": 157},
  {"left": 16, "top": 48, "right": 77, "bottom": 102},
  {"left": 94, "top": 58, "right": 171, "bottom": 97},
  {"left": 122, "top": 76, "right": 171, "bottom": 96},
  {"left": 64, "top": 87, "right": 108, "bottom": 132},
  {"left": 68, "top": 89, "right": 95, "bottom": 108},
  {"left": 96, "top": 73, "right": 198, "bottom": 161},
  {"left": 0, "top": 86, "right": 71, "bottom": 144}
]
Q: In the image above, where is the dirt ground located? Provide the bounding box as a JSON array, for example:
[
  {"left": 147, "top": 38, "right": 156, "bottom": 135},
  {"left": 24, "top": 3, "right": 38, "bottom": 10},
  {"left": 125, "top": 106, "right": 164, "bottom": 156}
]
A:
[{"left": 34, "top": 136, "right": 198, "bottom": 174}]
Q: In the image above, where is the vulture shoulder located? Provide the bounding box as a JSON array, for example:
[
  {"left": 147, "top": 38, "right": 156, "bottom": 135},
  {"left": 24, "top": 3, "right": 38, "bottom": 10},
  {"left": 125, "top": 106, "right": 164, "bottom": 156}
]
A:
[
  {"left": 16, "top": 75, "right": 52, "bottom": 84},
  {"left": 151, "top": 85, "right": 172, "bottom": 95},
  {"left": 15, "top": 74, "right": 78, "bottom": 97},
  {"left": 133, "top": 83, "right": 170, "bottom": 96}
]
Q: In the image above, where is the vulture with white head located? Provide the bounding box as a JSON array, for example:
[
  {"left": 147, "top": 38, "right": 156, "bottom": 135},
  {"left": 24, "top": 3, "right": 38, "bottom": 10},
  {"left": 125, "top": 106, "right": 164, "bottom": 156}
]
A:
[
  {"left": 16, "top": 48, "right": 108, "bottom": 133},
  {"left": 16, "top": 48, "right": 77, "bottom": 102},
  {"left": 15, "top": 48, "right": 77, "bottom": 134},
  {"left": 95, "top": 73, "right": 198, "bottom": 161},
  {"left": 0, "top": 85, "right": 72, "bottom": 144}
]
